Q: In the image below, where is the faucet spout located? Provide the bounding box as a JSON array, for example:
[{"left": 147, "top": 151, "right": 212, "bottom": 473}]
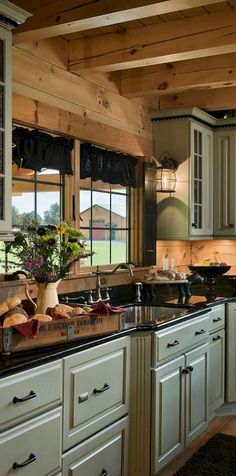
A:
[{"left": 93, "top": 262, "right": 135, "bottom": 303}]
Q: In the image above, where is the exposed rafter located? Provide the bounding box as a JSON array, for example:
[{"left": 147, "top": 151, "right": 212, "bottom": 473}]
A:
[
  {"left": 69, "top": 10, "right": 236, "bottom": 74},
  {"left": 121, "top": 53, "right": 236, "bottom": 97},
  {"left": 13, "top": 0, "right": 225, "bottom": 43},
  {"left": 157, "top": 85, "right": 236, "bottom": 110}
]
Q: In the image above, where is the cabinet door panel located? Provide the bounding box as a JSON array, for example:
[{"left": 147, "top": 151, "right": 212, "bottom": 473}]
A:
[
  {"left": 152, "top": 356, "right": 185, "bottom": 473},
  {"left": 209, "top": 330, "right": 225, "bottom": 415},
  {"left": 63, "top": 337, "right": 130, "bottom": 451},
  {"left": 0, "top": 408, "right": 61, "bottom": 476},
  {"left": 185, "top": 343, "right": 208, "bottom": 445},
  {"left": 0, "top": 360, "right": 62, "bottom": 431},
  {"left": 226, "top": 303, "right": 236, "bottom": 401},
  {"left": 62, "top": 417, "right": 128, "bottom": 476}
]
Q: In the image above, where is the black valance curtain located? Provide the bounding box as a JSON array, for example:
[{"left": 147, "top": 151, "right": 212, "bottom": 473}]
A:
[
  {"left": 12, "top": 127, "right": 74, "bottom": 175},
  {"left": 80, "top": 143, "right": 138, "bottom": 188}
]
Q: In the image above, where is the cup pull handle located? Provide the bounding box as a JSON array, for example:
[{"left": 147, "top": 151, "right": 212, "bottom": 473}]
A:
[{"left": 195, "top": 329, "right": 206, "bottom": 335}]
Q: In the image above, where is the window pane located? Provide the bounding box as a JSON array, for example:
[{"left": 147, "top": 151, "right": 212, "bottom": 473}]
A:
[
  {"left": 111, "top": 184, "right": 127, "bottom": 194},
  {"left": 92, "top": 180, "right": 110, "bottom": 192},
  {"left": 12, "top": 180, "right": 35, "bottom": 226},
  {"left": 79, "top": 237, "right": 92, "bottom": 267},
  {"left": 111, "top": 230, "right": 128, "bottom": 264},
  {"left": 92, "top": 191, "right": 110, "bottom": 227},
  {"left": 37, "top": 186, "right": 61, "bottom": 224},
  {"left": 92, "top": 229, "right": 110, "bottom": 265},
  {"left": 111, "top": 194, "right": 128, "bottom": 227},
  {"left": 37, "top": 168, "right": 61, "bottom": 184}
]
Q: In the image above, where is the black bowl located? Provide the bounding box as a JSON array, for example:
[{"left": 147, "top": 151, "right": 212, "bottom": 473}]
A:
[{"left": 188, "top": 265, "right": 231, "bottom": 277}]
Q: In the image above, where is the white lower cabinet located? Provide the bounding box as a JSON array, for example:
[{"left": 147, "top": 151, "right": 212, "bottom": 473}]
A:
[
  {"left": 152, "top": 343, "right": 209, "bottom": 473},
  {"left": 208, "top": 329, "right": 225, "bottom": 415},
  {"left": 0, "top": 407, "right": 62, "bottom": 476},
  {"left": 226, "top": 302, "right": 236, "bottom": 401},
  {"left": 62, "top": 336, "right": 130, "bottom": 476},
  {"left": 128, "top": 313, "right": 211, "bottom": 476},
  {"left": 62, "top": 417, "right": 128, "bottom": 476}
]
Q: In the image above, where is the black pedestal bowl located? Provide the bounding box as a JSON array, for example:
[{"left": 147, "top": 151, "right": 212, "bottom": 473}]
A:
[{"left": 188, "top": 265, "right": 231, "bottom": 300}]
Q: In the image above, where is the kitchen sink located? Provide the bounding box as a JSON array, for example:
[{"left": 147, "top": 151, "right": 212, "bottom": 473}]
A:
[{"left": 121, "top": 304, "right": 189, "bottom": 325}]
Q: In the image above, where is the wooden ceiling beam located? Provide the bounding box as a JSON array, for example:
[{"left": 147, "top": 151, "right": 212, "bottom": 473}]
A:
[
  {"left": 157, "top": 85, "right": 236, "bottom": 110},
  {"left": 120, "top": 53, "right": 236, "bottom": 97},
  {"left": 69, "top": 10, "right": 236, "bottom": 74},
  {"left": 13, "top": 0, "right": 225, "bottom": 44}
]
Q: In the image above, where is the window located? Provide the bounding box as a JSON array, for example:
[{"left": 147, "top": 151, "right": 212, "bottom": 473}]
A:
[
  {"left": 0, "top": 165, "right": 64, "bottom": 273},
  {"left": 79, "top": 177, "right": 130, "bottom": 266}
]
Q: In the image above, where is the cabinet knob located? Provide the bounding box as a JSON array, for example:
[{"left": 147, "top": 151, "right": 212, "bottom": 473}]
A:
[
  {"left": 100, "top": 470, "right": 108, "bottom": 476},
  {"left": 229, "top": 224, "right": 234, "bottom": 228},
  {"left": 13, "top": 452, "right": 37, "bottom": 469},
  {"left": 187, "top": 365, "right": 194, "bottom": 372},
  {"left": 192, "top": 223, "right": 197, "bottom": 229},
  {"left": 167, "top": 339, "right": 180, "bottom": 348},
  {"left": 182, "top": 368, "right": 190, "bottom": 374},
  {"left": 13, "top": 390, "right": 37, "bottom": 404},
  {"left": 195, "top": 329, "right": 206, "bottom": 335},
  {"left": 94, "top": 383, "right": 110, "bottom": 394},
  {"left": 212, "top": 335, "right": 221, "bottom": 341}
]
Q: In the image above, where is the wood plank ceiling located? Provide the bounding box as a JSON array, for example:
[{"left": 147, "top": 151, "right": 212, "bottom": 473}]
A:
[{"left": 11, "top": 0, "right": 236, "bottom": 112}]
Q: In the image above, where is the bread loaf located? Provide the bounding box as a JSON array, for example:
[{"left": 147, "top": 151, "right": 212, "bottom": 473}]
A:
[
  {"left": 6, "top": 296, "right": 21, "bottom": 309},
  {"left": 0, "top": 301, "right": 9, "bottom": 316}
]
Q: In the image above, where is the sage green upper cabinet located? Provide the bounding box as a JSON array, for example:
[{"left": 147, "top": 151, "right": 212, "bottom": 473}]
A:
[
  {"left": 0, "top": 2, "right": 30, "bottom": 240},
  {"left": 213, "top": 127, "right": 236, "bottom": 236},
  {"left": 152, "top": 108, "right": 214, "bottom": 240}
]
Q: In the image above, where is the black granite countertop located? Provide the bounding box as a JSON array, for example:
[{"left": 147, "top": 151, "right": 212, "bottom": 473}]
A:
[{"left": 0, "top": 303, "right": 211, "bottom": 378}]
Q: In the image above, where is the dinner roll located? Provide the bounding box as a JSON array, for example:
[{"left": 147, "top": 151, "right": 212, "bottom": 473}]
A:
[
  {"left": 71, "top": 306, "right": 86, "bottom": 316},
  {"left": 32, "top": 314, "right": 52, "bottom": 322},
  {"left": 6, "top": 296, "right": 21, "bottom": 309},
  {"left": 3, "top": 314, "right": 28, "bottom": 328},
  {"left": 0, "top": 301, "right": 9, "bottom": 316}
]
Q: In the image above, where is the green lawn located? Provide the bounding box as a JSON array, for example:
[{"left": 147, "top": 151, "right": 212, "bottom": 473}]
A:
[{"left": 81, "top": 240, "right": 127, "bottom": 266}]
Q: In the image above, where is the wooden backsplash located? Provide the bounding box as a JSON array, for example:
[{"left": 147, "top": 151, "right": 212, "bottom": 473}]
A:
[{"left": 156, "top": 240, "right": 236, "bottom": 275}]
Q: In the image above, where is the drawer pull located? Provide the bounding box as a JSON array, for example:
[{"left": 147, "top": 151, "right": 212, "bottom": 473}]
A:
[
  {"left": 13, "top": 390, "right": 37, "bottom": 404},
  {"left": 100, "top": 470, "right": 108, "bottom": 476},
  {"left": 13, "top": 452, "right": 37, "bottom": 469},
  {"left": 167, "top": 340, "right": 180, "bottom": 348},
  {"left": 195, "top": 329, "right": 206, "bottom": 335},
  {"left": 213, "top": 335, "right": 221, "bottom": 341},
  {"left": 94, "top": 383, "right": 110, "bottom": 394},
  {"left": 213, "top": 317, "right": 222, "bottom": 323}
]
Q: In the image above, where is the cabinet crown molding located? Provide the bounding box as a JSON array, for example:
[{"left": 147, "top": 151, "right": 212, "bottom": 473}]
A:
[{"left": 0, "top": 0, "right": 31, "bottom": 28}]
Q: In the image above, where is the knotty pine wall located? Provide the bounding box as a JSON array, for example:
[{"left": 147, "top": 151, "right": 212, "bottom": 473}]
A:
[{"left": 156, "top": 240, "right": 236, "bottom": 275}]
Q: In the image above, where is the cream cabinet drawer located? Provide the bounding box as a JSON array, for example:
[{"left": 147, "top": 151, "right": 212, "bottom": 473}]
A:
[
  {"left": 209, "top": 304, "right": 225, "bottom": 333},
  {"left": 0, "top": 407, "right": 61, "bottom": 476},
  {"left": 62, "top": 416, "right": 128, "bottom": 476},
  {"left": 63, "top": 337, "right": 130, "bottom": 451},
  {"left": 0, "top": 360, "right": 62, "bottom": 431},
  {"left": 153, "top": 314, "right": 210, "bottom": 365}
]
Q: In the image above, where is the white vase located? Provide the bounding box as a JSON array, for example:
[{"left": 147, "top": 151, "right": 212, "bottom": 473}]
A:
[{"left": 25, "top": 279, "right": 61, "bottom": 314}]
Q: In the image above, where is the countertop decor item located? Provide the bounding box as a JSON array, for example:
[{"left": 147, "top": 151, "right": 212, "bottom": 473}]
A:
[
  {"left": 5, "top": 220, "right": 93, "bottom": 313},
  {"left": 188, "top": 265, "right": 231, "bottom": 300}
]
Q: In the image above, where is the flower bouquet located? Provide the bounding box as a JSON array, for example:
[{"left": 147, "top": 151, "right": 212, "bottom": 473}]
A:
[{"left": 6, "top": 221, "right": 93, "bottom": 284}]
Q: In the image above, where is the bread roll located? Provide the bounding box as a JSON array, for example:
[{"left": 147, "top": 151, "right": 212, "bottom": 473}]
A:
[
  {"left": 0, "top": 301, "right": 9, "bottom": 316},
  {"left": 32, "top": 314, "right": 52, "bottom": 322},
  {"left": 3, "top": 314, "right": 27, "bottom": 328},
  {"left": 71, "top": 306, "right": 86, "bottom": 316},
  {"left": 6, "top": 296, "right": 21, "bottom": 309},
  {"left": 82, "top": 306, "right": 93, "bottom": 313},
  {"left": 4, "top": 307, "right": 28, "bottom": 319},
  {"left": 54, "top": 303, "right": 73, "bottom": 313}
]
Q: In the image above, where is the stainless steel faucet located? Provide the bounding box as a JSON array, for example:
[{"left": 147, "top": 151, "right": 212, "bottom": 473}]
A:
[{"left": 91, "top": 262, "right": 135, "bottom": 304}]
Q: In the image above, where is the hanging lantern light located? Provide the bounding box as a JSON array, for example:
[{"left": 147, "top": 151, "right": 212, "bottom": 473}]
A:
[{"left": 154, "top": 151, "right": 179, "bottom": 194}]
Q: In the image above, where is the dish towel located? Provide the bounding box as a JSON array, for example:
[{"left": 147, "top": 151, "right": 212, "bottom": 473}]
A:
[
  {"left": 13, "top": 319, "right": 42, "bottom": 337},
  {"left": 89, "top": 301, "right": 126, "bottom": 316}
]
